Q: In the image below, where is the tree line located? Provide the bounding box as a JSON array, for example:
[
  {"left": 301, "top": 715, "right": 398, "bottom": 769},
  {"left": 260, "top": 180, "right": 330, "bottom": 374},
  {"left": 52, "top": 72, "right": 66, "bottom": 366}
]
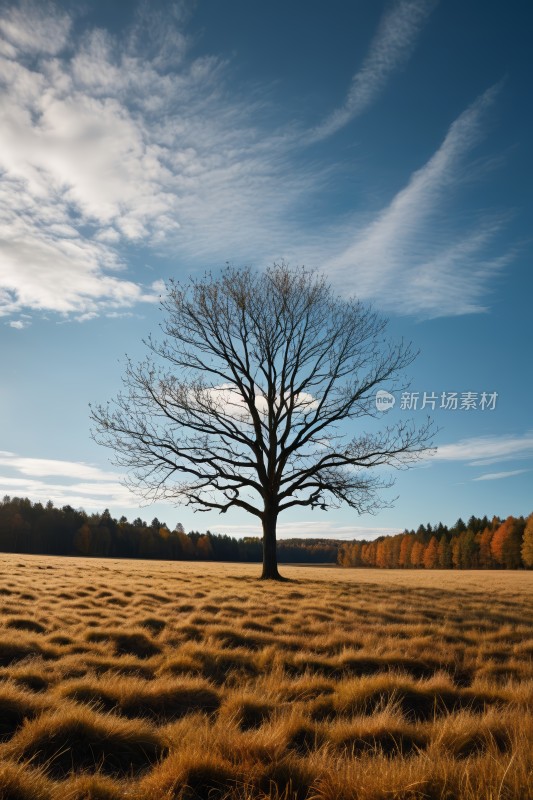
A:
[
  {"left": 0, "top": 496, "right": 337, "bottom": 563},
  {"left": 1, "top": 497, "right": 531, "bottom": 569},
  {"left": 338, "top": 514, "right": 533, "bottom": 570}
]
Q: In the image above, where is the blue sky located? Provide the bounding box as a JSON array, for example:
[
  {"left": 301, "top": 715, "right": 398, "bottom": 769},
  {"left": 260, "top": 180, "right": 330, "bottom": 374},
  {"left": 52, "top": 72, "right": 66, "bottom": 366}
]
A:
[{"left": 0, "top": 0, "right": 531, "bottom": 540}]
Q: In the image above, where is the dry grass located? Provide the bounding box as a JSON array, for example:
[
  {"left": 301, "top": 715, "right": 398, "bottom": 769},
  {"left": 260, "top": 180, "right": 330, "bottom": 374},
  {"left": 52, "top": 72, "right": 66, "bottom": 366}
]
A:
[{"left": 0, "top": 556, "right": 531, "bottom": 799}]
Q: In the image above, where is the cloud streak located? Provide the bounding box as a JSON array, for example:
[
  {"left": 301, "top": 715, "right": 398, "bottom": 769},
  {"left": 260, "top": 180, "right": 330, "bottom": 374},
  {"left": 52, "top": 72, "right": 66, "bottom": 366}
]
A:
[
  {"left": 0, "top": 452, "right": 136, "bottom": 509},
  {"left": 323, "top": 84, "right": 509, "bottom": 317},
  {"left": 209, "top": 520, "right": 400, "bottom": 541},
  {"left": 431, "top": 432, "right": 533, "bottom": 467},
  {"left": 308, "top": 0, "right": 437, "bottom": 142},
  {"left": 473, "top": 469, "right": 530, "bottom": 481}
]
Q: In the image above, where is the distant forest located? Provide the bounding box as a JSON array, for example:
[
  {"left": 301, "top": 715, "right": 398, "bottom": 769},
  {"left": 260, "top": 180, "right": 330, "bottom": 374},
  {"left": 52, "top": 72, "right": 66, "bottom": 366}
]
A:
[
  {"left": 338, "top": 514, "right": 533, "bottom": 570},
  {"left": 0, "top": 496, "right": 336, "bottom": 564},
  {"left": 0, "top": 496, "right": 531, "bottom": 568}
]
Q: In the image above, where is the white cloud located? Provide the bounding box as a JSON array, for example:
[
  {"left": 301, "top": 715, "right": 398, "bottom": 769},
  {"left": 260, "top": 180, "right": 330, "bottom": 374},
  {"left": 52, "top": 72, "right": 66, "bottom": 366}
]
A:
[
  {"left": 208, "top": 520, "right": 400, "bottom": 541},
  {"left": 323, "top": 85, "right": 509, "bottom": 317},
  {"left": 0, "top": 454, "right": 120, "bottom": 481},
  {"left": 473, "top": 469, "right": 530, "bottom": 481},
  {"left": 309, "top": 0, "right": 437, "bottom": 142},
  {"left": 193, "top": 384, "right": 318, "bottom": 423},
  {"left": 0, "top": 175, "right": 163, "bottom": 317},
  {"left": 0, "top": 2, "right": 510, "bottom": 323},
  {"left": 0, "top": 1, "right": 71, "bottom": 56},
  {"left": 0, "top": 5, "right": 318, "bottom": 321},
  {"left": 431, "top": 432, "right": 533, "bottom": 467},
  {"left": 0, "top": 476, "right": 135, "bottom": 509},
  {"left": 0, "top": 452, "right": 136, "bottom": 509}
]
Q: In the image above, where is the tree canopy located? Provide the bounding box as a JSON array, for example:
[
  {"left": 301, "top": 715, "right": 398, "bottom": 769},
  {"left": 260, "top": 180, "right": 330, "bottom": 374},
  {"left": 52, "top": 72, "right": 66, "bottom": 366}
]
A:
[{"left": 91, "top": 263, "right": 434, "bottom": 579}]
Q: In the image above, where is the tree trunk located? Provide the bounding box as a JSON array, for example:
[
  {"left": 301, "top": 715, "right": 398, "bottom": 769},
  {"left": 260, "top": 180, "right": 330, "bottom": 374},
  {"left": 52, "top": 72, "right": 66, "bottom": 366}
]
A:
[{"left": 261, "top": 508, "right": 283, "bottom": 580}]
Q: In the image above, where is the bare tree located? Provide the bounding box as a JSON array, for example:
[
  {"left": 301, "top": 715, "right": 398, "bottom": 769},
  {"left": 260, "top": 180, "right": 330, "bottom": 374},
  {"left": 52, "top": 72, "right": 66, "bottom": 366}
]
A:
[{"left": 91, "top": 264, "right": 433, "bottom": 580}]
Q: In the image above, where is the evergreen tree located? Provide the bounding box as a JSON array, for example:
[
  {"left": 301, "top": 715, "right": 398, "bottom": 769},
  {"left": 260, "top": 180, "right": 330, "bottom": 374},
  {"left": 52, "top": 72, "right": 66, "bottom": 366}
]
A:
[{"left": 438, "top": 534, "right": 452, "bottom": 568}]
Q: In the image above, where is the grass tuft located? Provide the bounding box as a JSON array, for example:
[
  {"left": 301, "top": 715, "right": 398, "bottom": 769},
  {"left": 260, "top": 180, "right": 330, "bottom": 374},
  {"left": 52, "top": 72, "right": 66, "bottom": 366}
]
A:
[
  {"left": 0, "top": 762, "right": 53, "bottom": 800},
  {"left": 0, "top": 638, "right": 43, "bottom": 666},
  {"left": 138, "top": 751, "right": 238, "bottom": 800},
  {"left": 6, "top": 705, "right": 168, "bottom": 779},
  {"left": 0, "top": 684, "right": 44, "bottom": 741},
  {"left": 5, "top": 618, "right": 46, "bottom": 634},
  {"left": 138, "top": 617, "right": 166, "bottom": 636},
  {"left": 60, "top": 676, "right": 220, "bottom": 723},
  {"left": 285, "top": 722, "right": 323, "bottom": 754},
  {"left": 260, "top": 758, "right": 313, "bottom": 800},
  {"left": 86, "top": 629, "right": 161, "bottom": 659},
  {"left": 221, "top": 696, "right": 273, "bottom": 731}
]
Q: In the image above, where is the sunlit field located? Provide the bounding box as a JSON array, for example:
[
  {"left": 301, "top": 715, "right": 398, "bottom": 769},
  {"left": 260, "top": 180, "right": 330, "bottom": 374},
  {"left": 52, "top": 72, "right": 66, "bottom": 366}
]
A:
[{"left": 0, "top": 555, "right": 531, "bottom": 800}]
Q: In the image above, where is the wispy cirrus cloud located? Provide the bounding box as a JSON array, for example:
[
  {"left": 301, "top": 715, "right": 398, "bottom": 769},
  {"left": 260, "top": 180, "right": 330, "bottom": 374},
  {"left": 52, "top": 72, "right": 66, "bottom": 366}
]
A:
[
  {"left": 0, "top": 451, "right": 135, "bottom": 508},
  {"left": 0, "top": 1, "right": 510, "bottom": 323},
  {"left": 473, "top": 469, "right": 530, "bottom": 481},
  {"left": 0, "top": 0, "right": 71, "bottom": 55},
  {"left": 308, "top": 0, "right": 437, "bottom": 143},
  {"left": 0, "top": 453, "right": 121, "bottom": 481},
  {"left": 209, "top": 519, "right": 400, "bottom": 541},
  {"left": 431, "top": 432, "right": 533, "bottom": 467},
  {"left": 323, "top": 84, "right": 510, "bottom": 317}
]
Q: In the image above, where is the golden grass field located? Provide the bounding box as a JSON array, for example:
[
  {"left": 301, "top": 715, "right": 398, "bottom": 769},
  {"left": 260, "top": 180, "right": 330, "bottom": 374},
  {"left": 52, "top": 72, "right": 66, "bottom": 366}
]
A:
[{"left": 0, "top": 554, "right": 531, "bottom": 800}]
